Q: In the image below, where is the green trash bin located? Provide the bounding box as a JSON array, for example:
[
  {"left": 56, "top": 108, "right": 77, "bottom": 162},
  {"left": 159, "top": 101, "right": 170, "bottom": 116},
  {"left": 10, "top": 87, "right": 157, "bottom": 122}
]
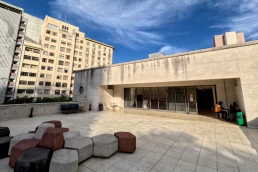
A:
[{"left": 236, "top": 112, "right": 245, "bottom": 126}]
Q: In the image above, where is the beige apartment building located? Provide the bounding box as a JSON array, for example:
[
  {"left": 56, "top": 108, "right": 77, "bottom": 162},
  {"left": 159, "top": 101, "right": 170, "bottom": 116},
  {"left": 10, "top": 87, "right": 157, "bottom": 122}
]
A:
[
  {"left": 13, "top": 15, "right": 114, "bottom": 100},
  {"left": 213, "top": 31, "right": 245, "bottom": 47}
]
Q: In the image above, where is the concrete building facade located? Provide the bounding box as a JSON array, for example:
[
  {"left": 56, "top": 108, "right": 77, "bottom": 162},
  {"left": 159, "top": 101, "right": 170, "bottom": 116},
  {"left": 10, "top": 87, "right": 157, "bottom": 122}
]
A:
[
  {"left": 213, "top": 31, "right": 245, "bottom": 47},
  {"left": 0, "top": 1, "right": 27, "bottom": 103},
  {"left": 23, "top": 13, "right": 43, "bottom": 43},
  {"left": 73, "top": 40, "right": 258, "bottom": 128}
]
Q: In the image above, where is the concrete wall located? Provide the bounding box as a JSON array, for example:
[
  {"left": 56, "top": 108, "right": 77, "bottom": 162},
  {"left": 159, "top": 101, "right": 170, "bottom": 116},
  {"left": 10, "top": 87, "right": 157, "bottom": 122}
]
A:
[
  {"left": 0, "top": 101, "right": 91, "bottom": 121},
  {"left": 23, "top": 13, "right": 43, "bottom": 43},
  {"left": 0, "top": 8, "right": 21, "bottom": 103},
  {"left": 73, "top": 41, "right": 258, "bottom": 128}
]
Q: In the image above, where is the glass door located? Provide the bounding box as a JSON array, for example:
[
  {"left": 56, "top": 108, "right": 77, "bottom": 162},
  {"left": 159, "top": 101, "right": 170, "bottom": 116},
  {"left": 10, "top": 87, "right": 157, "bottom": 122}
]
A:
[
  {"left": 186, "top": 87, "right": 198, "bottom": 114},
  {"left": 176, "top": 87, "right": 187, "bottom": 113}
]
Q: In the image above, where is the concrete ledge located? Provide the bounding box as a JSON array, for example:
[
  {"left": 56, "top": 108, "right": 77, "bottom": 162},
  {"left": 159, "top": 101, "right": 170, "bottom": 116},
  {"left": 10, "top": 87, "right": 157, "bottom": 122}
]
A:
[{"left": 0, "top": 101, "right": 91, "bottom": 121}]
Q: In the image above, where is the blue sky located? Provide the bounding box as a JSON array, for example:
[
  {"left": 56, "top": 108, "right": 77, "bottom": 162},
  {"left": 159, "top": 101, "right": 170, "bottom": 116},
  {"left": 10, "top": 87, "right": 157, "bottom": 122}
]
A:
[{"left": 5, "top": 0, "right": 258, "bottom": 64}]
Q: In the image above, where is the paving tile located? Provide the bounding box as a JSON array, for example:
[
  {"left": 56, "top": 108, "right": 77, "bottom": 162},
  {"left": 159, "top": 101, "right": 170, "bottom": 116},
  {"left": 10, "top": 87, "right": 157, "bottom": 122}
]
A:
[
  {"left": 175, "top": 160, "right": 196, "bottom": 172},
  {"left": 160, "top": 155, "right": 179, "bottom": 165},
  {"left": 145, "top": 152, "right": 163, "bottom": 161},
  {"left": 172, "top": 167, "right": 191, "bottom": 172},
  {"left": 197, "top": 158, "right": 217, "bottom": 170},
  {"left": 180, "top": 154, "right": 198, "bottom": 164},
  {"left": 153, "top": 161, "right": 175, "bottom": 172},
  {"left": 195, "top": 165, "right": 217, "bottom": 172},
  {"left": 114, "top": 159, "right": 136, "bottom": 170},
  {"left": 218, "top": 163, "right": 240, "bottom": 172},
  {"left": 165, "top": 150, "right": 182, "bottom": 159},
  {"left": 138, "top": 157, "right": 158, "bottom": 168},
  {"left": 102, "top": 156, "right": 122, "bottom": 165},
  {"left": 129, "top": 163, "right": 152, "bottom": 172},
  {"left": 89, "top": 161, "right": 112, "bottom": 172},
  {"left": 105, "top": 166, "right": 127, "bottom": 172},
  {"left": 81, "top": 157, "right": 102, "bottom": 167}
]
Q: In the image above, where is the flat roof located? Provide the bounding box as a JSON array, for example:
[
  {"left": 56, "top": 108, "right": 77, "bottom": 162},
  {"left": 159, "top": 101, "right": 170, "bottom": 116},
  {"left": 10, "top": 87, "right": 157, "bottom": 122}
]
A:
[
  {"left": 0, "top": 1, "right": 23, "bottom": 14},
  {"left": 75, "top": 40, "right": 258, "bottom": 73},
  {"left": 85, "top": 37, "right": 114, "bottom": 49}
]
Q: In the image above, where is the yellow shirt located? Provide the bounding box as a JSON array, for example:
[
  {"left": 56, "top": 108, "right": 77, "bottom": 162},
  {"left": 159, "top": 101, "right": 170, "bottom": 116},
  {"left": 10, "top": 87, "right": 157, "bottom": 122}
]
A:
[{"left": 215, "top": 104, "right": 221, "bottom": 112}]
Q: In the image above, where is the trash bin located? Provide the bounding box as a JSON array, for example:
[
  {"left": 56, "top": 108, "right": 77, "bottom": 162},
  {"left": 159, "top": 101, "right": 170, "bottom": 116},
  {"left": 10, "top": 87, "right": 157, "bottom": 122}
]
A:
[
  {"left": 99, "top": 103, "right": 103, "bottom": 111},
  {"left": 236, "top": 112, "right": 245, "bottom": 126}
]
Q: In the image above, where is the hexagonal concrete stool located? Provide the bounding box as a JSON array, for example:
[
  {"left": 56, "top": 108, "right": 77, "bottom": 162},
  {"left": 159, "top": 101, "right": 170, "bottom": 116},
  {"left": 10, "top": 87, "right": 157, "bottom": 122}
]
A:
[
  {"left": 63, "top": 131, "right": 81, "bottom": 140},
  {"left": 65, "top": 137, "right": 93, "bottom": 163},
  {"left": 49, "top": 149, "right": 78, "bottom": 172},
  {"left": 34, "top": 123, "right": 55, "bottom": 140},
  {"left": 0, "top": 136, "right": 13, "bottom": 160},
  {"left": 92, "top": 134, "right": 118, "bottom": 158},
  {"left": 39, "top": 128, "right": 64, "bottom": 152},
  {"left": 8, "top": 133, "right": 35, "bottom": 156},
  {"left": 0, "top": 127, "right": 10, "bottom": 137}
]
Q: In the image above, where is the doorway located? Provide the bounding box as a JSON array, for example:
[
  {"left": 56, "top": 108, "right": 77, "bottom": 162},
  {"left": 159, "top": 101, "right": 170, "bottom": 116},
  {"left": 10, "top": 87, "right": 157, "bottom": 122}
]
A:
[{"left": 196, "top": 86, "right": 215, "bottom": 116}]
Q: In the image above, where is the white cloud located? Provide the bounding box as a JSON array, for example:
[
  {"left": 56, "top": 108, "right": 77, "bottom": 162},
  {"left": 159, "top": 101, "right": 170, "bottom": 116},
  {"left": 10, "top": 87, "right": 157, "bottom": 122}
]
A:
[
  {"left": 49, "top": 0, "right": 201, "bottom": 48},
  {"left": 211, "top": 0, "right": 258, "bottom": 39},
  {"left": 159, "top": 45, "right": 187, "bottom": 55}
]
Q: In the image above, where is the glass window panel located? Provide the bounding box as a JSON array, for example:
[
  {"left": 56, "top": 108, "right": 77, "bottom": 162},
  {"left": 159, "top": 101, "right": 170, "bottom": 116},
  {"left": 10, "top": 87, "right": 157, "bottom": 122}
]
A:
[
  {"left": 151, "top": 87, "right": 158, "bottom": 110},
  {"left": 176, "top": 87, "right": 186, "bottom": 112},
  {"left": 124, "top": 88, "right": 136, "bottom": 108},
  {"left": 136, "top": 88, "right": 143, "bottom": 108},
  {"left": 168, "top": 87, "right": 176, "bottom": 111},
  {"left": 159, "top": 87, "right": 167, "bottom": 110},
  {"left": 143, "top": 88, "right": 150, "bottom": 109}
]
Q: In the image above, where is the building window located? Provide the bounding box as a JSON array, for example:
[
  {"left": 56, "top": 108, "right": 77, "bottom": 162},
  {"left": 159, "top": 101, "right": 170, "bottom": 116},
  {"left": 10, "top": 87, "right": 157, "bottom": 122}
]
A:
[
  {"left": 43, "top": 51, "right": 48, "bottom": 55},
  {"left": 19, "top": 80, "right": 27, "bottom": 85},
  {"left": 27, "top": 81, "right": 35, "bottom": 85},
  {"left": 31, "top": 65, "right": 38, "bottom": 69},
  {"left": 29, "top": 73, "right": 36, "bottom": 77},
  {"left": 64, "top": 69, "right": 68, "bottom": 73},
  {"left": 40, "top": 74, "right": 44, "bottom": 78},
  {"left": 21, "top": 72, "right": 28, "bottom": 76},
  {"left": 44, "top": 89, "right": 50, "bottom": 94},
  {"left": 86, "top": 48, "right": 89, "bottom": 52},
  {"left": 62, "top": 34, "right": 67, "bottom": 39},
  {"left": 46, "top": 74, "right": 52, "bottom": 78},
  {"left": 60, "top": 47, "right": 65, "bottom": 52},
  {"left": 79, "top": 58, "right": 82, "bottom": 62},
  {"left": 47, "top": 66, "right": 53, "bottom": 71},
  {"left": 62, "top": 83, "right": 67, "bottom": 88},
  {"left": 78, "top": 64, "right": 81, "bottom": 68},
  {"left": 17, "top": 89, "right": 25, "bottom": 94},
  {"left": 79, "top": 52, "right": 82, "bottom": 56},
  {"left": 37, "top": 89, "right": 43, "bottom": 94},
  {"left": 65, "top": 55, "right": 70, "bottom": 60},
  {"left": 68, "top": 35, "right": 72, "bottom": 40},
  {"left": 80, "top": 46, "right": 83, "bottom": 50},
  {"left": 55, "top": 90, "right": 60, "bottom": 95},
  {"left": 59, "top": 54, "right": 64, "bottom": 59},
  {"left": 49, "top": 52, "right": 55, "bottom": 56},
  {"left": 52, "top": 32, "right": 57, "bottom": 36},
  {"left": 74, "top": 51, "right": 78, "bottom": 55},
  {"left": 24, "top": 55, "right": 31, "bottom": 60},
  {"left": 61, "top": 41, "right": 66, "bottom": 45},
  {"left": 51, "top": 39, "right": 57, "bottom": 43},
  {"left": 57, "top": 75, "right": 62, "bottom": 80},
  {"left": 45, "top": 37, "right": 50, "bottom": 41},
  {"left": 58, "top": 61, "right": 64, "bottom": 65},
  {"left": 61, "top": 90, "right": 66, "bottom": 95},
  {"left": 39, "top": 81, "right": 44, "bottom": 86},
  {"left": 32, "top": 57, "right": 39, "bottom": 61},
  {"left": 57, "top": 67, "right": 63, "bottom": 72},
  {"left": 42, "top": 58, "right": 47, "bottom": 62},
  {"left": 22, "top": 63, "right": 30, "bottom": 68},
  {"left": 86, "top": 54, "right": 89, "bottom": 57},
  {"left": 56, "top": 82, "right": 61, "bottom": 87},
  {"left": 47, "top": 23, "right": 58, "bottom": 30},
  {"left": 50, "top": 45, "right": 56, "bottom": 50},
  {"left": 48, "top": 59, "right": 54, "bottom": 64},
  {"left": 98, "top": 45, "right": 101, "bottom": 49},
  {"left": 66, "top": 48, "right": 71, "bottom": 53},
  {"left": 79, "top": 86, "right": 84, "bottom": 94},
  {"left": 65, "top": 62, "right": 69, "bottom": 66},
  {"left": 45, "top": 82, "right": 51, "bottom": 86},
  {"left": 26, "top": 90, "right": 34, "bottom": 94},
  {"left": 46, "top": 30, "right": 51, "bottom": 34},
  {"left": 63, "top": 75, "right": 68, "bottom": 80},
  {"left": 73, "top": 64, "right": 77, "bottom": 68},
  {"left": 86, "top": 42, "right": 90, "bottom": 46},
  {"left": 67, "top": 42, "right": 72, "bottom": 47}
]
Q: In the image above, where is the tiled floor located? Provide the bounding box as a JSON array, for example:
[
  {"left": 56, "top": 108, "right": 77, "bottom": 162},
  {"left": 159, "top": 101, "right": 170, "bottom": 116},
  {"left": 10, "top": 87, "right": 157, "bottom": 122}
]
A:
[{"left": 1, "top": 111, "right": 258, "bottom": 172}]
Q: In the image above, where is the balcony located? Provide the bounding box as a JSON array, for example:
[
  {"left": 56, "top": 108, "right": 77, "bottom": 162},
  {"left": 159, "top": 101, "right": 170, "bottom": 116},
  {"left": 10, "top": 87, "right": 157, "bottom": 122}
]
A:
[
  {"left": 20, "top": 23, "right": 26, "bottom": 27},
  {"left": 13, "top": 55, "right": 19, "bottom": 61},
  {"left": 8, "top": 82, "right": 15, "bottom": 87},
  {"left": 17, "top": 39, "right": 23, "bottom": 45},
  {"left": 12, "top": 64, "right": 18, "bottom": 69},
  {"left": 10, "top": 73, "right": 16, "bottom": 78},
  {"left": 18, "top": 31, "right": 24, "bottom": 37},
  {"left": 6, "top": 91, "right": 13, "bottom": 96},
  {"left": 15, "top": 47, "right": 21, "bottom": 53}
]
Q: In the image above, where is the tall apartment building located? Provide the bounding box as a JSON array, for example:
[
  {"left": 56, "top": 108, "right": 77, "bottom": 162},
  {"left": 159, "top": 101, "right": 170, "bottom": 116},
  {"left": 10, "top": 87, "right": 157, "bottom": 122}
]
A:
[
  {"left": 213, "top": 31, "right": 245, "bottom": 47},
  {"left": 0, "top": 1, "right": 27, "bottom": 103},
  {"left": 13, "top": 15, "right": 114, "bottom": 100}
]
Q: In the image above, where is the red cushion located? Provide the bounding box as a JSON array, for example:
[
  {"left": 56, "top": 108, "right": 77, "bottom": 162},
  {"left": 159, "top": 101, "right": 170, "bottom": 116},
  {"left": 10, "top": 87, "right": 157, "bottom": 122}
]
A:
[{"left": 39, "top": 128, "right": 64, "bottom": 151}]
